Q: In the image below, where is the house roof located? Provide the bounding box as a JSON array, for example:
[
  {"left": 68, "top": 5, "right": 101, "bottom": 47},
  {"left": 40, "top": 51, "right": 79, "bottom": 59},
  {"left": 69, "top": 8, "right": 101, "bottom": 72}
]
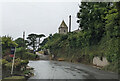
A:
[
  {"left": 73, "top": 28, "right": 81, "bottom": 32},
  {"left": 59, "top": 20, "right": 68, "bottom": 28}
]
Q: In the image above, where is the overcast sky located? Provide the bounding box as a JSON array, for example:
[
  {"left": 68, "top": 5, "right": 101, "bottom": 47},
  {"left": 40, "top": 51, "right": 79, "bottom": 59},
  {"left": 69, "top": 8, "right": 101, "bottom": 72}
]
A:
[{"left": 0, "top": 1, "right": 80, "bottom": 40}]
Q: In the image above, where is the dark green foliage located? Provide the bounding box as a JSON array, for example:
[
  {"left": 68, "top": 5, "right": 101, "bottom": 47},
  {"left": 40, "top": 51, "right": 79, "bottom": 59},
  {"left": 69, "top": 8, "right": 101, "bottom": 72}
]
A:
[
  {"left": 1, "top": 36, "right": 17, "bottom": 51},
  {"left": 1, "top": 36, "right": 18, "bottom": 57},
  {"left": 27, "top": 33, "right": 45, "bottom": 52},
  {"left": 2, "top": 58, "right": 29, "bottom": 78},
  {"left": 16, "top": 47, "right": 38, "bottom": 60},
  {"left": 1, "top": 35, "right": 38, "bottom": 78},
  {"left": 105, "top": 7, "right": 119, "bottom": 38},
  {"left": 40, "top": 38, "right": 48, "bottom": 47},
  {"left": 22, "top": 52, "right": 38, "bottom": 60},
  {"left": 77, "top": 2, "right": 111, "bottom": 45},
  {"left": 104, "top": 3, "right": 120, "bottom": 73},
  {"left": 14, "top": 38, "right": 24, "bottom": 47},
  {"left": 15, "top": 38, "right": 28, "bottom": 48},
  {"left": 37, "top": 34, "right": 45, "bottom": 49},
  {"left": 27, "top": 33, "right": 37, "bottom": 52}
]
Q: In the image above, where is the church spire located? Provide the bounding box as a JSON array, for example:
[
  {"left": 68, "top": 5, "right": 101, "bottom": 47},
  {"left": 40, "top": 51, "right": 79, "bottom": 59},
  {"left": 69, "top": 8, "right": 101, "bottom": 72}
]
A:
[{"left": 59, "top": 20, "right": 68, "bottom": 28}]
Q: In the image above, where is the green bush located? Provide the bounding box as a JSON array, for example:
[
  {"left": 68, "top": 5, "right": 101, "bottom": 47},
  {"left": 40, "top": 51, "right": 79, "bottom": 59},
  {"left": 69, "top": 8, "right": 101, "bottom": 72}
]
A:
[
  {"left": 2, "top": 58, "right": 29, "bottom": 69},
  {"left": 2, "top": 59, "right": 9, "bottom": 65},
  {"left": 16, "top": 47, "right": 26, "bottom": 59},
  {"left": 22, "top": 52, "right": 38, "bottom": 60},
  {"left": 2, "top": 59, "right": 11, "bottom": 69},
  {"left": 21, "top": 60, "right": 29, "bottom": 66},
  {"left": 16, "top": 47, "right": 38, "bottom": 60}
]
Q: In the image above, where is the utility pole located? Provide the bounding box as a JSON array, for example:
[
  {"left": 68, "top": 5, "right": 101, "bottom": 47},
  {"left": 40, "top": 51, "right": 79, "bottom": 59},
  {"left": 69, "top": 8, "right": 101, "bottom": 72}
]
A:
[
  {"left": 11, "top": 47, "right": 16, "bottom": 75},
  {"left": 69, "top": 15, "right": 71, "bottom": 32},
  {"left": 23, "top": 31, "right": 25, "bottom": 47},
  {"left": 22, "top": 31, "right": 25, "bottom": 58},
  {"left": 23, "top": 31, "right": 25, "bottom": 42}
]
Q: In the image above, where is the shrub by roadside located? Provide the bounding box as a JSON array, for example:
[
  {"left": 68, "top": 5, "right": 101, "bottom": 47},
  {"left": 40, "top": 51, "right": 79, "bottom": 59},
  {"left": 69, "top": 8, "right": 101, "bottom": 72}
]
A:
[{"left": 15, "top": 47, "right": 39, "bottom": 60}]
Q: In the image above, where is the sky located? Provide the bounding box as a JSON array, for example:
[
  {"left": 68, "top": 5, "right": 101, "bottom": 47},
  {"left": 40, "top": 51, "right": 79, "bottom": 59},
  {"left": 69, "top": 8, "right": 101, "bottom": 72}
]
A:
[{"left": 0, "top": 0, "right": 81, "bottom": 40}]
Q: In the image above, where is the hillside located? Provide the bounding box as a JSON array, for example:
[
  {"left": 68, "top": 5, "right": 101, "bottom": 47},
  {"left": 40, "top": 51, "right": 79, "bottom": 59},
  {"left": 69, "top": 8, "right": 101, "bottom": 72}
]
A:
[{"left": 41, "top": 2, "right": 120, "bottom": 73}]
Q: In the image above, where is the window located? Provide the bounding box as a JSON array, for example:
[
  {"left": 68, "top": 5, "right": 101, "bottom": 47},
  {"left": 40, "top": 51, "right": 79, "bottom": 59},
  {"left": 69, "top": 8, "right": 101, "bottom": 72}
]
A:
[{"left": 64, "top": 30, "right": 65, "bottom": 32}]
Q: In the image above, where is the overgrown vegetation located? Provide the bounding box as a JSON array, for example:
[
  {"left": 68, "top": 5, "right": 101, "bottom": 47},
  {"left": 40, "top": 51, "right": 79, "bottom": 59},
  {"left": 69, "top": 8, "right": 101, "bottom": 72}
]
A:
[
  {"left": 15, "top": 47, "right": 38, "bottom": 60},
  {"left": 1, "top": 32, "right": 46, "bottom": 78},
  {"left": 41, "top": 2, "right": 120, "bottom": 73},
  {"left": 1, "top": 36, "right": 38, "bottom": 78}
]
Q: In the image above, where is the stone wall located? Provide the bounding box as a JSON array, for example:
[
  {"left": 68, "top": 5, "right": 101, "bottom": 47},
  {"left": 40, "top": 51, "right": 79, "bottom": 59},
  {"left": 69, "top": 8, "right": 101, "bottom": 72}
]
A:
[
  {"left": 93, "top": 57, "right": 109, "bottom": 67},
  {"left": 59, "top": 27, "right": 68, "bottom": 34}
]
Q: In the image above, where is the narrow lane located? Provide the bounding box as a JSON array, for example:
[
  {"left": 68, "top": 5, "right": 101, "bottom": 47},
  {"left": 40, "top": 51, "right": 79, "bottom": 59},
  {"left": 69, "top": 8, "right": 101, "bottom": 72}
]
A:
[
  {"left": 28, "top": 60, "right": 89, "bottom": 79},
  {"left": 28, "top": 52, "right": 118, "bottom": 80},
  {"left": 28, "top": 60, "right": 118, "bottom": 79}
]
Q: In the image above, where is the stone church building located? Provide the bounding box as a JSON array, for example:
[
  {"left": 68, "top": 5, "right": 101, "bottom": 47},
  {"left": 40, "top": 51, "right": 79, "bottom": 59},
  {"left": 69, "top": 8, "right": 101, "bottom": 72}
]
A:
[
  {"left": 58, "top": 20, "right": 68, "bottom": 34},
  {"left": 58, "top": 15, "right": 80, "bottom": 34}
]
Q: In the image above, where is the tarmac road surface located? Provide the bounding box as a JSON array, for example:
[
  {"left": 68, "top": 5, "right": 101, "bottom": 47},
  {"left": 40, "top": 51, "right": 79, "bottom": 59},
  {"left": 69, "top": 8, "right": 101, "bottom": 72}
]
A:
[
  {"left": 28, "top": 52, "right": 119, "bottom": 80},
  {"left": 28, "top": 60, "right": 118, "bottom": 80}
]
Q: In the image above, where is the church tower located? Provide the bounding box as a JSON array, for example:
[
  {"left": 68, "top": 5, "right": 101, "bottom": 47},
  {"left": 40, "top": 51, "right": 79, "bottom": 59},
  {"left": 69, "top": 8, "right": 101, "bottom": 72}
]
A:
[{"left": 58, "top": 20, "right": 68, "bottom": 34}]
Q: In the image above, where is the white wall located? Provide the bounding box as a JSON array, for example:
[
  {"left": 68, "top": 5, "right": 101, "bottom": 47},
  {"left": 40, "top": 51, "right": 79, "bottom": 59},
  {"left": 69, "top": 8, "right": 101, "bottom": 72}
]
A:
[{"left": 93, "top": 57, "right": 109, "bottom": 67}]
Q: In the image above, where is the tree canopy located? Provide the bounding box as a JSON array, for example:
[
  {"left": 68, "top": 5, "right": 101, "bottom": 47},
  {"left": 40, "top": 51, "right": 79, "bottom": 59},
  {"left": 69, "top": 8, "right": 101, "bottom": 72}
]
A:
[
  {"left": 1, "top": 36, "right": 17, "bottom": 51},
  {"left": 27, "top": 33, "right": 45, "bottom": 53},
  {"left": 15, "top": 37, "right": 28, "bottom": 48}
]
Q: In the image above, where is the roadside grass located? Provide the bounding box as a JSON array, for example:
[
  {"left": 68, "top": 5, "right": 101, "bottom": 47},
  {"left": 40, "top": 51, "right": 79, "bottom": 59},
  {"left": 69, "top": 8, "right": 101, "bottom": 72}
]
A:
[
  {"left": 3, "top": 76, "right": 25, "bottom": 79},
  {"left": 102, "top": 62, "right": 119, "bottom": 73}
]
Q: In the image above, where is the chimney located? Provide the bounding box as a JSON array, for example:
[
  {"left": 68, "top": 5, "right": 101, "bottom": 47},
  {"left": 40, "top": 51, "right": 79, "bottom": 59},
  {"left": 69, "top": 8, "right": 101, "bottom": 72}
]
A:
[
  {"left": 23, "top": 31, "right": 25, "bottom": 40},
  {"left": 69, "top": 15, "right": 71, "bottom": 32},
  {"left": 23, "top": 31, "right": 25, "bottom": 47}
]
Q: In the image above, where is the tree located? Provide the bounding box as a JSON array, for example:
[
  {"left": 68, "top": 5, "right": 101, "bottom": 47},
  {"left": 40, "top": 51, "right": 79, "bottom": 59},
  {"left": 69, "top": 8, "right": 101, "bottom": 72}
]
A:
[
  {"left": 36, "top": 34, "right": 45, "bottom": 49},
  {"left": 115, "top": 2, "right": 120, "bottom": 14},
  {"left": 40, "top": 38, "right": 48, "bottom": 47},
  {"left": 27, "top": 33, "right": 45, "bottom": 53},
  {"left": 15, "top": 38, "right": 28, "bottom": 48},
  {"left": 27, "top": 34, "right": 37, "bottom": 54},
  {"left": 105, "top": 4, "right": 119, "bottom": 38},
  {"left": 104, "top": 3, "right": 119, "bottom": 63},
  {"left": 115, "top": 2, "right": 120, "bottom": 37},
  {"left": 77, "top": 2, "right": 111, "bottom": 45},
  {"left": 2, "top": 36, "right": 17, "bottom": 50},
  {"left": 1, "top": 36, "right": 17, "bottom": 56}
]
